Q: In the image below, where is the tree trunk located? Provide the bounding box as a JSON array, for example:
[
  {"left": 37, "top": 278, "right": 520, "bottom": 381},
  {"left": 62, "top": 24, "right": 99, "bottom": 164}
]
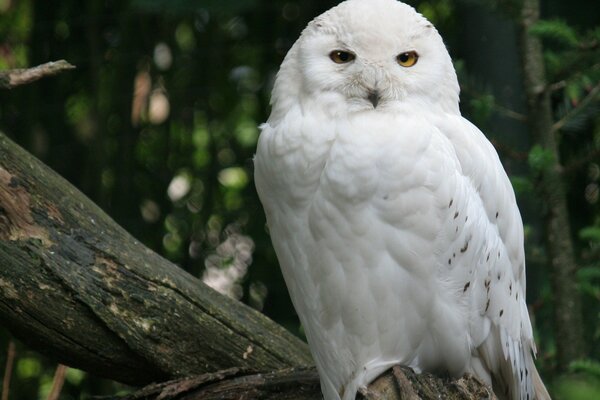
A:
[
  {"left": 518, "top": 0, "right": 585, "bottom": 367},
  {"left": 0, "top": 130, "right": 497, "bottom": 398},
  {"left": 0, "top": 131, "right": 311, "bottom": 385}
]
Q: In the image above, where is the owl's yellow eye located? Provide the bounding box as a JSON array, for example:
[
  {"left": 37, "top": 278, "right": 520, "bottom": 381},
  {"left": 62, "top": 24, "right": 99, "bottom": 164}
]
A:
[
  {"left": 397, "top": 51, "right": 418, "bottom": 67},
  {"left": 330, "top": 50, "right": 355, "bottom": 64}
]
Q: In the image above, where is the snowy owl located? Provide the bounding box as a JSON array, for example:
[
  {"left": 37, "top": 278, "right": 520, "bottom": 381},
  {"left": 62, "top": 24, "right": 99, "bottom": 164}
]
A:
[{"left": 254, "top": 0, "right": 550, "bottom": 399}]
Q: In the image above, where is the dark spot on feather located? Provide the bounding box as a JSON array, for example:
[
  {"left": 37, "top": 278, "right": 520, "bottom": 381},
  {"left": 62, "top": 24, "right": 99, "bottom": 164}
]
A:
[
  {"left": 520, "top": 369, "right": 523, "bottom": 381},
  {"left": 449, "top": 199, "right": 453, "bottom": 208},
  {"left": 516, "top": 292, "right": 519, "bottom": 300},
  {"left": 509, "top": 282, "right": 512, "bottom": 294},
  {"left": 526, "top": 368, "right": 528, "bottom": 377},
  {"left": 497, "top": 273, "right": 501, "bottom": 280},
  {"left": 498, "top": 251, "right": 501, "bottom": 258},
  {"left": 448, "top": 258, "right": 451, "bottom": 265},
  {"left": 453, "top": 253, "right": 456, "bottom": 258},
  {"left": 486, "top": 253, "right": 490, "bottom": 261},
  {"left": 383, "top": 194, "right": 389, "bottom": 200},
  {"left": 500, "top": 309, "right": 504, "bottom": 317},
  {"left": 463, "top": 282, "right": 470, "bottom": 292},
  {"left": 460, "top": 241, "right": 469, "bottom": 253},
  {"left": 496, "top": 211, "right": 499, "bottom": 218},
  {"left": 454, "top": 211, "right": 459, "bottom": 219},
  {"left": 465, "top": 215, "right": 468, "bottom": 222},
  {"left": 485, "top": 298, "right": 490, "bottom": 312},
  {"left": 455, "top": 226, "right": 458, "bottom": 233}
]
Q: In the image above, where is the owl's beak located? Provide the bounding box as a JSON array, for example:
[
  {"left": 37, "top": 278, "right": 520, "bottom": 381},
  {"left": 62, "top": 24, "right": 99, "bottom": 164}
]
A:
[{"left": 367, "top": 90, "right": 380, "bottom": 108}]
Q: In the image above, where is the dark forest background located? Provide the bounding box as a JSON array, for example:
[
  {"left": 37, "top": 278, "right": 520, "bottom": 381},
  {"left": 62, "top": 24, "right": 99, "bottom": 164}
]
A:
[{"left": 0, "top": 0, "right": 599, "bottom": 398}]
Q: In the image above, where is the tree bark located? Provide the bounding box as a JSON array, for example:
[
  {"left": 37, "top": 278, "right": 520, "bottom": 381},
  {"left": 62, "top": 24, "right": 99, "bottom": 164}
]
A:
[
  {"left": 518, "top": 0, "right": 585, "bottom": 367},
  {"left": 0, "top": 131, "right": 311, "bottom": 385},
  {"left": 112, "top": 366, "right": 495, "bottom": 400}
]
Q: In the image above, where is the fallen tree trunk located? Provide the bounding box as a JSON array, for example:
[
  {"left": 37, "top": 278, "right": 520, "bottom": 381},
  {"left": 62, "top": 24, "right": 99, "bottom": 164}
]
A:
[{"left": 0, "top": 132, "right": 311, "bottom": 385}]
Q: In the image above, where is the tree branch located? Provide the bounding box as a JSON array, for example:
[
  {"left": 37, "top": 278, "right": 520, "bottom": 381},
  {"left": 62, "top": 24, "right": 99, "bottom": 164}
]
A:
[
  {"left": 111, "top": 366, "right": 495, "bottom": 400},
  {"left": 0, "top": 60, "right": 75, "bottom": 89},
  {"left": 0, "top": 132, "right": 311, "bottom": 385}
]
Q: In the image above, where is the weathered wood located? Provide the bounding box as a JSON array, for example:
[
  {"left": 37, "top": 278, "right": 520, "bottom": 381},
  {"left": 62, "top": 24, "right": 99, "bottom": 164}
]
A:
[
  {"left": 113, "top": 366, "right": 496, "bottom": 400},
  {"left": 0, "top": 132, "right": 312, "bottom": 385}
]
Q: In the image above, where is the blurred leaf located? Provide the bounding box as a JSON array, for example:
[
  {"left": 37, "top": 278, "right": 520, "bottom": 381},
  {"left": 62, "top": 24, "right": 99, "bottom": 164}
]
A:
[
  {"left": 218, "top": 167, "right": 248, "bottom": 189},
  {"left": 580, "top": 227, "right": 600, "bottom": 242},
  {"left": 417, "top": 0, "right": 453, "bottom": 25},
  {"left": 175, "top": 22, "right": 196, "bottom": 52},
  {"left": 530, "top": 19, "right": 579, "bottom": 47},
  {"left": 510, "top": 176, "right": 534, "bottom": 195},
  {"left": 528, "top": 145, "right": 555, "bottom": 172},
  {"left": 16, "top": 357, "right": 41, "bottom": 379},
  {"left": 570, "top": 359, "right": 600, "bottom": 379},
  {"left": 578, "top": 267, "right": 600, "bottom": 280},
  {"left": 235, "top": 119, "right": 259, "bottom": 147},
  {"left": 566, "top": 81, "right": 582, "bottom": 104},
  {"left": 554, "top": 376, "right": 600, "bottom": 400},
  {"left": 469, "top": 94, "right": 495, "bottom": 127}
]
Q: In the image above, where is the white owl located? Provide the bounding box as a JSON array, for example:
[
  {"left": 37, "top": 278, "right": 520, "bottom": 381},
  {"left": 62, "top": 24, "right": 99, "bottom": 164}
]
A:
[{"left": 254, "top": 0, "right": 550, "bottom": 399}]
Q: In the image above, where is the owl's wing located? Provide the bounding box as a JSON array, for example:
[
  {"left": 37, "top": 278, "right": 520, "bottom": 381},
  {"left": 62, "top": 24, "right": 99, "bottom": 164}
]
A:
[{"left": 436, "top": 115, "right": 536, "bottom": 400}]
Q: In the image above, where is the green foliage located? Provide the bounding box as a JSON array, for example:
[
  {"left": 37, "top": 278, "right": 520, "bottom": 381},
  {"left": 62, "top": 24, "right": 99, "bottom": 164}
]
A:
[
  {"left": 570, "top": 359, "right": 600, "bottom": 379},
  {"left": 0, "top": 0, "right": 31, "bottom": 68},
  {"left": 580, "top": 227, "right": 600, "bottom": 243},
  {"left": 469, "top": 93, "right": 495, "bottom": 128},
  {"left": 539, "top": 20, "right": 600, "bottom": 134},
  {"left": 510, "top": 176, "right": 534, "bottom": 195},
  {"left": 552, "top": 360, "right": 600, "bottom": 400},
  {"left": 417, "top": 0, "right": 453, "bottom": 25},
  {"left": 578, "top": 266, "right": 600, "bottom": 299},
  {"left": 530, "top": 19, "right": 579, "bottom": 47},
  {"left": 553, "top": 375, "right": 600, "bottom": 400},
  {"left": 527, "top": 145, "right": 555, "bottom": 172}
]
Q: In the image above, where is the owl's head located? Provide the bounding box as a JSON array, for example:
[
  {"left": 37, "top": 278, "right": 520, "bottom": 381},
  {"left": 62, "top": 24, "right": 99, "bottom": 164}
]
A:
[{"left": 270, "top": 0, "right": 460, "bottom": 120}]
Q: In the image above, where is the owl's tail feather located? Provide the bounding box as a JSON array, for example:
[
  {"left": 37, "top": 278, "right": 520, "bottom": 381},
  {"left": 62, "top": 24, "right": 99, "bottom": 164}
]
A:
[{"left": 532, "top": 365, "right": 551, "bottom": 400}]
